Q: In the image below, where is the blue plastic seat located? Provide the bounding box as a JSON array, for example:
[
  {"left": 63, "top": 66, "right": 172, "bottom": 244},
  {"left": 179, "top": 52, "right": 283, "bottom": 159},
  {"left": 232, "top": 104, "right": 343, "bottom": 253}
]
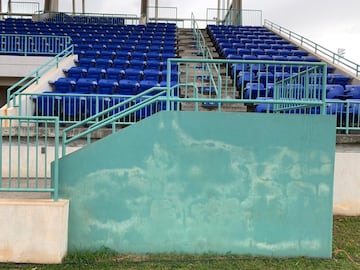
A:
[
  {"left": 131, "top": 51, "right": 146, "bottom": 61},
  {"left": 79, "top": 50, "right": 100, "bottom": 60},
  {"left": 128, "top": 60, "right": 146, "bottom": 70},
  {"left": 134, "top": 97, "right": 156, "bottom": 120},
  {"left": 258, "top": 43, "right": 271, "bottom": 50},
  {"left": 251, "top": 48, "right": 264, "bottom": 56},
  {"left": 161, "top": 53, "right": 177, "bottom": 62},
  {"left": 86, "top": 67, "right": 106, "bottom": 80},
  {"left": 264, "top": 48, "right": 278, "bottom": 56},
  {"left": 95, "top": 58, "right": 113, "bottom": 69},
  {"left": 143, "top": 69, "right": 161, "bottom": 82},
  {"left": 122, "top": 68, "right": 142, "bottom": 81},
  {"left": 326, "top": 84, "right": 345, "bottom": 99},
  {"left": 301, "top": 55, "right": 319, "bottom": 62},
  {"left": 115, "top": 51, "right": 131, "bottom": 60},
  {"left": 32, "top": 92, "right": 62, "bottom": 116},
  {"left": 146, "top": 52, "right": 162, "bottom": 61},
  {"left": 99, "top": 50, "right": 116, "bottom": 60},
  {"left": 85, "top": 96, "right": 111, "bottom": 117},
  {"left": 53, "top": 77, "right": 76, "bottom": 93},
  {"left": 257, "top": 71, "right": 274, "bottom": 85},
  {"left": 113, "top": 58, "right": 129, "bottom": 69},
  {"left": 291, "top": 49, "right": 308, "bottom": 57},
  {"left": 119, "top": 79, "right": 139, "bottom": 95},
  {"left": 237, "top": 71, "right": 255, "bottom": 90},
  {"left": 98, "top": 79, "right": 120, "bottom": 95},
  {"left": 327, "top": 74, "right": 352, "bottom": 87},
  {"left": 75, "top": 78, "right": 98, "bottom": 94},
  {"left": 106, "top": 68, "right": 124, "bottom": 80},
  {"left": 278, "top": 49, "right": 291, "bottom": 56},
  {"left": 61, "top": 95, "right": 87, "bottom": 120},
  {"left": 283, "top": 44, "right": 298, "bottom": 50},
  {"left": 64, "top": 67, "right": 87, "bottom": 80},
  {"left": 344, "top": 85, "right": 360, "bottom": 99},
  {"left": 76, "top": 57, "right": 96, "bottom": 68},
  {"left": 139, "top": 80, "right": 160, "bottom": 92},
  {"left": 109, "top": 97, "right": 132, "bottom": 117},
  {"left": 243, "top": 83, "right": 269, "bottom": 99}
]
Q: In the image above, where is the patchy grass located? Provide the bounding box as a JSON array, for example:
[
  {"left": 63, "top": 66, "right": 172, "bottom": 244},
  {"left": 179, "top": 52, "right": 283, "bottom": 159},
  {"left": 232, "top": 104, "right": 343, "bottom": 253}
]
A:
[{"left": 2, "top": 216, "right": 360, "bottom": 270}]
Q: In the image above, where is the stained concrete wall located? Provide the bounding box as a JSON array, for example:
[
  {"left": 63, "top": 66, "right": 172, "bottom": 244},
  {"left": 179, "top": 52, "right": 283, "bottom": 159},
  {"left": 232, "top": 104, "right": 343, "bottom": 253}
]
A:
[
  {"left": 333, "top": 145, "right": 360, "bottom": 215},
  {"left": 0, "top": 199, "right": 69, "bottom": 264},
  {"left": 58, "top": 111, "right": 336, "bottom": 258}
]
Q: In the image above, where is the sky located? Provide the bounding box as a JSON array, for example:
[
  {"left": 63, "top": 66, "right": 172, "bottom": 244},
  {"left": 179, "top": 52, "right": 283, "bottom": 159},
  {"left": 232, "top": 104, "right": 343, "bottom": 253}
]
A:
[{"left": 1, "top": 0, "right": 359, "bottom": 63}]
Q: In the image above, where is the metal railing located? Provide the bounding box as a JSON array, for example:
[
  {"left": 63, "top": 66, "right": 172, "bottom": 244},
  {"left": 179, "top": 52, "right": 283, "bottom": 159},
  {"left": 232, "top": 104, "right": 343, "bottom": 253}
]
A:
[
  {"left": 191, "top": 13, "right": 222, "bottom": 97},
  {"left": 0, "top": 116, "right": 59, "bottom": 200},
  {"left": 206, "top": 8, "right": 262, "bottom": 26},
  {"left": 264, "top": 20, "right": 360, "bottom": 77},
  {"left": 61, "top": 87, "right": 172, "bottom": 155},
  {"left": 37, "top": 11, "right": 138, "bottom": 25},
  {"left": 8, "top": 1, "right": 40, "bottom": 14},
  {"left": 147, "top": 6, "right": 178, "bottom": 22},
  {"left": 0, "top": 34, "right": 72, "bottom": 56},
  {"left": 6, "top": 43, "right": 74, "bottom": 107},
  {"left": 15, "top": 59, "right": 327, "bottom": 121}
]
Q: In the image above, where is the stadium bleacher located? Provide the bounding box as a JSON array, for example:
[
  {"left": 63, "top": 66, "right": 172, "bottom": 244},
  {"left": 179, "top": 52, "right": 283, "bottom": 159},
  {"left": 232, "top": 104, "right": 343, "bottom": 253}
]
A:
[
  {"left": 0, "top": 18, "right": 179, "bottom": 121},
  {"left": 206, "top": 24, "right": 355, "bottom": 118}
]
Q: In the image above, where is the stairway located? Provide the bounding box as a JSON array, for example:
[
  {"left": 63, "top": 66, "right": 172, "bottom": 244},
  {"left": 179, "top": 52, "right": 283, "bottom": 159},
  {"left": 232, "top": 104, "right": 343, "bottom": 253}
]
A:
[{"left": 177, "top": 28, "right": 247, "bottom": 113}]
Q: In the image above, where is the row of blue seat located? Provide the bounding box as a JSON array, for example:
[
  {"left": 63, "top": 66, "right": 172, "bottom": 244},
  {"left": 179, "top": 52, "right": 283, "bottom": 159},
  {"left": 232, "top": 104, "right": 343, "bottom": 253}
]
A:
[
  {"left": 1, "top": 22, "right": 176, "bottom": 35},
  {"left": 32, "top": 94, "right": 167, "bottom": 121},
  {"left": 73, "top": 57, "right": 178, "bottom": 71},
  {"left": 50, "top": 77, "right": 169, "bottom": 95},
  {"left": 77, "top": 49, "right": 177, "bottom": 61},
  {"left": 64, "top": 66, "right": 178, "bottom": 82},
  {"left": 254, "top": 98, "right": 360, "bottom": 120},
  {"left": 235, "top": 70, "right": 351, "bottom": 90},
  {"left": 242, "top": 83, "right": 360, "bottom": 100},
  {"left": 75, "top": 43, "right": 177, "bottom": 56}
]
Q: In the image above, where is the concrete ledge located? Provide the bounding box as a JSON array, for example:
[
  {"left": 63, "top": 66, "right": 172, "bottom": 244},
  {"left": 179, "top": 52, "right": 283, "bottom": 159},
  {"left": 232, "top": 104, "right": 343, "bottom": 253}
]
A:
[{"left": 0, "top": 199, "right": 69, "bottom": 264}]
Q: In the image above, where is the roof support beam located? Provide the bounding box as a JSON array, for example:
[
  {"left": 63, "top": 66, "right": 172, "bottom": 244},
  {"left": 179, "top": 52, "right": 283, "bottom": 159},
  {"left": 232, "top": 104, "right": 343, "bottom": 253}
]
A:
[{"left": 140, "top": 0, "right": 147, "bottom": 24}]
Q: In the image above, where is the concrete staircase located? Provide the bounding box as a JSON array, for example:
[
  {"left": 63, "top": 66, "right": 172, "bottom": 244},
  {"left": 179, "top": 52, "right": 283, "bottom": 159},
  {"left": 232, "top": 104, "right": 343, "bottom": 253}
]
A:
[{"left": 177, "top": 28, "right": 247, "bottom": 113}]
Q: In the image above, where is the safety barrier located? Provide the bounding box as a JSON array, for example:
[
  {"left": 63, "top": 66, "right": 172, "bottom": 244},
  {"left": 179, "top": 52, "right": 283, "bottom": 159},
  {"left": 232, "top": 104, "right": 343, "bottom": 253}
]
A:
[
  {"left": 207, "top": 8, "right": 263, "bottom": 26},
  {"left": 38, "top": 11, "right": 138, "bottom": 25},
  {"left": 0, "top": 34, "right": 72, "bottom": 56},
  {"left": 0, "top": 116, "right": 59, "bottom": 200},
  {"left": 6, "top": 44, "right": 74, "bottom": 107},
  {"left": 264, "top": 20, "right": 360, "bottom": 77}
]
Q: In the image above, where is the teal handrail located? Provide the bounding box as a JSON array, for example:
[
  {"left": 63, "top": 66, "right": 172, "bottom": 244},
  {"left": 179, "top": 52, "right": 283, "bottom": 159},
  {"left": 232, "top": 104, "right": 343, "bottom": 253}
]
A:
[
  {"left": 61, "top": 87, "right": 169, "bottom": 156},
  {"left": 6, "top": 44, "right": 74, "bottom": 107},
  {"left": 264, "top": 19, "right": 360, "bottom": 77},
  {"left": 0, "top": 34, "right": 72, "bottom": 56},
  {"left": 0, "top": 115, "right": 59, "bottom": 201},
  {"left": 190, "top": 13, "right": 222, "bottom": 97}
]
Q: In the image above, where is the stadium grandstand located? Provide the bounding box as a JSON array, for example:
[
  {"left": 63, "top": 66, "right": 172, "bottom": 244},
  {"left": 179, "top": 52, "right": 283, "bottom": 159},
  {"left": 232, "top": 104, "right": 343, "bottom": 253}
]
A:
[{"left": 0, "top": 0, "right": 359, "bottom": 263}]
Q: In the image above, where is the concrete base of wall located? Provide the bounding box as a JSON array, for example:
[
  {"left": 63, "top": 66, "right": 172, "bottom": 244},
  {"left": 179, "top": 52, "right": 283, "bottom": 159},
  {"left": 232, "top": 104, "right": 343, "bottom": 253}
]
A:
[
  {"left": 334, "top": 149, "right": 360, "bottom": 216},
  {"left": 0, "top": 199, "right": 69, "bottom": 264}
]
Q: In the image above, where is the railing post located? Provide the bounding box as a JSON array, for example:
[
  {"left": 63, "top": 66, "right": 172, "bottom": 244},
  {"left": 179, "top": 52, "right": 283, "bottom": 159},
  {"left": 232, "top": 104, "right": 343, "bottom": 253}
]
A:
[
  {"left": 320, "top": 64, "right": 327, "bottom": 115},
  {"left": 166, "top": 59, "right": 171, "bottom": 111}
]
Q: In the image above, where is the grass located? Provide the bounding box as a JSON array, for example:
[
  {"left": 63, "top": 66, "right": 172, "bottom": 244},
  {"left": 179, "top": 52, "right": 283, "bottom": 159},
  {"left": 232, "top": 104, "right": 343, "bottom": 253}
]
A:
[{"left": 1, "top": 216, "right": 360, "bottom": 269}]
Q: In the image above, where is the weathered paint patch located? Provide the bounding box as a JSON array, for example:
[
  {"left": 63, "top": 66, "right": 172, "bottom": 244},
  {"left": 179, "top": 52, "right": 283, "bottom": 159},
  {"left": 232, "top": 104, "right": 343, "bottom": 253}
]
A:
[{"left": 59, "top": 112, "right": 336, "bottom": 258}]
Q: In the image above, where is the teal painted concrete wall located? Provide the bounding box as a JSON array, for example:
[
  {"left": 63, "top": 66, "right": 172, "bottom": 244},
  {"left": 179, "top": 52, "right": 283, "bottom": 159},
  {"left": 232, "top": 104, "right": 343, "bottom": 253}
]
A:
[{"left": 58, "top": 111, "right": 336, "bottom": 258}]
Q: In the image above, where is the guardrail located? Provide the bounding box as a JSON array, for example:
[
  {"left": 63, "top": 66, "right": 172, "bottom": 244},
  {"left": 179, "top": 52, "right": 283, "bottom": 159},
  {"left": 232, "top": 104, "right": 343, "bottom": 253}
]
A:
[
  {"left": 207, "top": 8, "right": 263, "bottom": 26},
  {"left": 61, "top": 87, "right": 171, "bottom": 155},
  {"left": 8, "top": 1, "right": 40, "bottom": 14},
  {"left": 37, "top": 11, "right": 138, "bottom": 25},
  {"left": 0, "top": 116, "right": 59, "bottom": 200},
  {"left": 6, "top": 43, "right": 74, "bottom": 107},
  {"left": 191, "top": 13, "right": 222, "bottom": 97},
  {"left": 264, "top": 19, "right": 360, "bottom": 77},
  {"left": 0, "top": 34, "right": 72, "bottom": 56}
]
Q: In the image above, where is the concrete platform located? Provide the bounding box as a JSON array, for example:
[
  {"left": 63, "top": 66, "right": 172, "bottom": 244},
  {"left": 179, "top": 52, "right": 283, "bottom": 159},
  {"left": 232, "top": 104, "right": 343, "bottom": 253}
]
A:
[{"left": 0, "top": 199, "right": 69, "bottom": 264}]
